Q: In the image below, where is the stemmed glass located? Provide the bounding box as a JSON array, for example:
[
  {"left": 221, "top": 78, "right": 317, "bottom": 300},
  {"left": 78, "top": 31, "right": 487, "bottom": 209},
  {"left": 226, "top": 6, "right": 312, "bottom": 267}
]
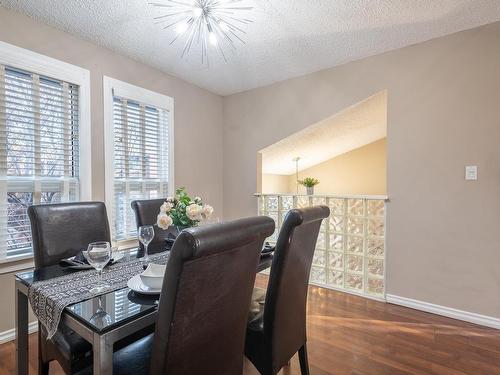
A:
[
  {"left": 138, "top": 225, "right": 154, "bottom": 264},
  {"left": 89, "top": 295, "right": 113, "bottom": 329},
  {"left": 84, "top": 241, "right": 111, "bottom": 293}
]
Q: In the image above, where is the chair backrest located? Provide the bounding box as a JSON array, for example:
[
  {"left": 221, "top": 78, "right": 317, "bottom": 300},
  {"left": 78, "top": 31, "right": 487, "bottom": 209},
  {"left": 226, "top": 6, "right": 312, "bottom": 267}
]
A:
[
  {"left": 131, "top": 198, "right": 177, "bottom": 256},
  {"left": 263, "top": 205, "right": 330, "bottom": 370},
  {"left": 149, "top": 216, "right": 275, "bottom": 375},
  {"left": 28, "top": 202, "right": 111, "bottom": 269}
]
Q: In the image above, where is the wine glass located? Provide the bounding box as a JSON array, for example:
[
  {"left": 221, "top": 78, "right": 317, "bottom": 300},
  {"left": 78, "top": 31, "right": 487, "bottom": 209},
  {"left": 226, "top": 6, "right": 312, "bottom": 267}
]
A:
[
  {"left": 138, "top": 225, "right": 154, "bottom": 264},
  {"left": 84, "top": 241, "right": 111, "bottom": 293},
  {"left": 89, "top": 295, "right": 113, "bottom": 329}
]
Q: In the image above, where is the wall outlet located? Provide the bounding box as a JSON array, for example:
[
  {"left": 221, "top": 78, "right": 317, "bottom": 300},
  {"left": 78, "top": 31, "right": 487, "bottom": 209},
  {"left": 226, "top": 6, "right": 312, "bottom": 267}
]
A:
[{"left": 465, "top": 166, "right": 478, "bottom": 181}]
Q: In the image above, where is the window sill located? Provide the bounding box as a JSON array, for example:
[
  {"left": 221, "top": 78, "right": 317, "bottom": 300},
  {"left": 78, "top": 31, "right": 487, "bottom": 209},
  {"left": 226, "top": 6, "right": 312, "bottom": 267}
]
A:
[{"left": 0, "top": 256, "right": 34, "bottom": 275}]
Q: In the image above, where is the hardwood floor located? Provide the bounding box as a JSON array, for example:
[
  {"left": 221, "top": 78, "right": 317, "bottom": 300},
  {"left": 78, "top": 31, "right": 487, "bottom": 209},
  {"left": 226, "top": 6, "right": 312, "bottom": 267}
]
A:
[{"left": 1, "top": 275, "right": 499, "bottom": 374}]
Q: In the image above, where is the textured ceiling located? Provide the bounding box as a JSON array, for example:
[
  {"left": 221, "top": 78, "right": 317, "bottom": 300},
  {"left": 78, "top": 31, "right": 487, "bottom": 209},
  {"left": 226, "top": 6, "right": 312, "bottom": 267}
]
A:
[
  {"left": 1, "top": 1, "right": 500, "bottom": 95},
  {"left": 260, "top": 91, "right": 387, "bottom": 175}
]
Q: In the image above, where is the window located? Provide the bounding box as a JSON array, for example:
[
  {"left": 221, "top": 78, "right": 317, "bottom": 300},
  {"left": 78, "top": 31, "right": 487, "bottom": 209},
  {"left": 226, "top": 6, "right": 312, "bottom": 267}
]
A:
[
  {"left": 104, "top": 77, "right": 173, "bottom": 243},
  {"left": 0, "top": 42, "right": 90, "bottom": 261}
]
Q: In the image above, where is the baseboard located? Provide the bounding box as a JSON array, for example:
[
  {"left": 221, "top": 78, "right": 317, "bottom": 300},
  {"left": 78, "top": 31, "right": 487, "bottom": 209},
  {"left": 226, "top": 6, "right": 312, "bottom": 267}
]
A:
[
  {"left": 386, "top": 294, "right": 500, "bottom": 329},
  {"left": 0, "top": 321, "right": 38, "bottom": 344}
]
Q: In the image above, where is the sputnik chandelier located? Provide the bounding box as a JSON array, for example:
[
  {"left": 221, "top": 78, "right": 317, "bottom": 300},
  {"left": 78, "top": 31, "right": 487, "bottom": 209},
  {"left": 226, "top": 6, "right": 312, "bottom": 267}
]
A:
[{"left": 150, "top": 0, "right": 254, "bottom": 63}]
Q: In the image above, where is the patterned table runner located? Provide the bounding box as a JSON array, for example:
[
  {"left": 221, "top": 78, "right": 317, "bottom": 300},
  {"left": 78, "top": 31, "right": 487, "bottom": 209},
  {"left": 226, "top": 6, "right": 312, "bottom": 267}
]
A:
[{"left": 28, "top": 251, "right": 170, "bottom": 339}]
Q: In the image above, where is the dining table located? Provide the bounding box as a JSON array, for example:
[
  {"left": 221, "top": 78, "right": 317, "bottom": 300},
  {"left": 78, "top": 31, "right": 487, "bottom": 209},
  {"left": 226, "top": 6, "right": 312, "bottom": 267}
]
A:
[{"left": 14, "top": 248, "right": 273, "bottom": 375}]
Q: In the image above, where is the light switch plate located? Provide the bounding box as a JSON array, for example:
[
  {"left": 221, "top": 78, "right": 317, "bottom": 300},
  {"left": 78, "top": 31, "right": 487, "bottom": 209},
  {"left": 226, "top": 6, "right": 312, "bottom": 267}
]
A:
[{"left": 465, "top": 166, "right": 478, "bottom": 181}]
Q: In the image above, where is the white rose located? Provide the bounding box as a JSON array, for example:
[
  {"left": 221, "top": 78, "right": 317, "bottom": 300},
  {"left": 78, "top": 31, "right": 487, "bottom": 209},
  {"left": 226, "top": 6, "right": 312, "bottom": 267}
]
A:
[
  {"left": 166, "top": 196, "right": 174, "bottom": 202},
  {"left": 202, "top": 204, "right": 214, "bottom": 218},
  {"left": 186, "top": 203, "right": 203, "bottom": 221},
  {"left": 194, "top": 196, "right": 202, "bottom": 203},
  {"left": 157, "top": 213, "right": 173, "bottom": 230},
  {"left": 160, "top": 201, "right": 174, "bottom": 213}
]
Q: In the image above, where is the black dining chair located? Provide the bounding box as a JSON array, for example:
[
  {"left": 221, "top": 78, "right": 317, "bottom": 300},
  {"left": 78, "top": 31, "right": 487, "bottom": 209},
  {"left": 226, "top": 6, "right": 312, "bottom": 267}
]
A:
[
  {"left": 76, "top": 215, "right": 275, "bottom": 375},
  {"left": 131, "top": 198, "right": 179, "bottom": 256},
  {"left": 245, "top": 205, "right": 330, "bottom": 375},
  {"left": 28, "top": 202, "right": 111, "bottom": 374}
]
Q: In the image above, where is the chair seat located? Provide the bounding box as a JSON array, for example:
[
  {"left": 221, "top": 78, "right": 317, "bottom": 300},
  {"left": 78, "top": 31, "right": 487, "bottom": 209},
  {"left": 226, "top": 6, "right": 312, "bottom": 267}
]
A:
[
  {"left": 76, "top": 334, "right": 153, "bottom": 375},
  {"left": 40, "top": 325, "right": 93, "bottom": 373}
]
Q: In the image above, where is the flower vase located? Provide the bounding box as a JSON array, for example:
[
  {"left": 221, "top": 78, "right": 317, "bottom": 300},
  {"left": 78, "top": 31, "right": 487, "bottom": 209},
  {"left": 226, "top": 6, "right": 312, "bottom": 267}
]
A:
[{"left": 306, "top": 186, "right": 314, "bottom": 195}]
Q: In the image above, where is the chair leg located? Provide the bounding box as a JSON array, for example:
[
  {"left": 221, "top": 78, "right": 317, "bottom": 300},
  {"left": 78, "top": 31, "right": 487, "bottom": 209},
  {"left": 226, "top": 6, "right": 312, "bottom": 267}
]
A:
[{"left": 298, "top": 343, "right": 310, "bottom": 375}]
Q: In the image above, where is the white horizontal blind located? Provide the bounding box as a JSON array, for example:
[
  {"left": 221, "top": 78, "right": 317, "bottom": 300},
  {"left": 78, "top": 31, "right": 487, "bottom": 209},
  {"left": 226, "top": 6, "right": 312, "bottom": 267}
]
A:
[
  {"left": 0, "top": 65, "right": 80, "bottom": 259},
  {"left": 112, "top": 96, "right": 169, "bottom": 242}
]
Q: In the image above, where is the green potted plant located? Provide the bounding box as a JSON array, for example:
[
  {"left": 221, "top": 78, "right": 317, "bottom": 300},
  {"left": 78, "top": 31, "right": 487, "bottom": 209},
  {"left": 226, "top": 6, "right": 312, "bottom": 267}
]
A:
[{"left": 298, "top": 177, "right": 320, "bottom": 195}]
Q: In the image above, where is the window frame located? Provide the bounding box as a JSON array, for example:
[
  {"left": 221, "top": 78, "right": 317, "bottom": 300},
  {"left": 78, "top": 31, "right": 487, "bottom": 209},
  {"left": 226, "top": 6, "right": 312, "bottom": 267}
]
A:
[
  {"left": 103, "top": 76, "right": 174, "bottom": 247},
  {"left": 0, "top": 41, "right": 91, "bottom": 266}
]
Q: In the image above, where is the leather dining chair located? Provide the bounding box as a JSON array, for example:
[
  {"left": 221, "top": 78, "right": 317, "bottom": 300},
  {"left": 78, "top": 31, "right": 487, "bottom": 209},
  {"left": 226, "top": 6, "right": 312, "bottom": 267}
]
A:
[
  {"left": 131, "top": 198, "right": 179, "bottom": 256},
  {"left": 245, "top": 206, "right": 330, "bottom": 375},
  {"left": 76, "top": 215, "right": 275, "bottom": 375},
  {"left": 28, "top": 201, "right": 111, "bottom": 374}
]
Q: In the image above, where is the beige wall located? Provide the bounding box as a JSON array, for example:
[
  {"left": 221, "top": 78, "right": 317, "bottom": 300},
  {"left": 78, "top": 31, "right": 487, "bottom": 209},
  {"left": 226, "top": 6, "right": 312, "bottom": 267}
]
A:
[
  {"left": 261, "top": 173, "right": 290, "bottom": 193},
  {"left": 0, "top": 8, "right": 224, "bottom": 332},
  {"left": 289, "top": 139, "right": 386, "bottom": 195},
  {"left": 223, "top": 22, "right": 500, "bottom": 318},
  {"left": 261, "top": 139, "right": 387, "bottom": 195}
]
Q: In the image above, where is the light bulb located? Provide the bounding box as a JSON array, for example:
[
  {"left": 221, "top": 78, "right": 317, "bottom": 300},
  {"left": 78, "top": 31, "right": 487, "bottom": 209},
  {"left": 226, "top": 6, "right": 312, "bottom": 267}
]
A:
[
  {"left": 209, "top": 32, "right": 218, "bottom": 45},
  {"left": 192, "top": 7, "right": 203, "bottom": 17},
  {"left": 176, "top": 22, "right": 188, "bottom": 34}
]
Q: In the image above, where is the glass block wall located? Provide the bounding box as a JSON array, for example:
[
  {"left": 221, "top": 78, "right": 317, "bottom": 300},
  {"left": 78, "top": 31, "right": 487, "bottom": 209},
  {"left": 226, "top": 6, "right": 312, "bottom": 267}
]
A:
[{"left": 257, "top": 194, "right": 386, "bottom": 300}]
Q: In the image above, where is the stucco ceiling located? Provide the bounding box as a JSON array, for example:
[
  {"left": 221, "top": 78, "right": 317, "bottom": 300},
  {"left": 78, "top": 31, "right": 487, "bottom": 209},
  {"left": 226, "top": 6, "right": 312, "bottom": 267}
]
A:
[
  {"left": 1, "top": 1, "right": 500, "bottom": 95},
  {"left": 260, "top": 91, "right": 387, "bottom": 175}
]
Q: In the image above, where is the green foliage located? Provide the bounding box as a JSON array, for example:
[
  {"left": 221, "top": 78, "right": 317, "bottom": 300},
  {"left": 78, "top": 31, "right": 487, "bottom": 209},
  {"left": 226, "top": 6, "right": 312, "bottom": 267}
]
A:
[
  {"left": 167, "top": 187, "right": 203, "bottom": 227},
  {"left": 298, "top": 177, "right": 320, "bottom": 187}
]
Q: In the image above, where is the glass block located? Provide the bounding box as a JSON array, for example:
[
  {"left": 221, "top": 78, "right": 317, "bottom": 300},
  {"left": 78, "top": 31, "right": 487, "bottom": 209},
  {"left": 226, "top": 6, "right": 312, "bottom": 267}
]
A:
[
  {"left": 316, "top": 231, "right": 326, "bottom": 250},
  {"left": 367, "top": 278, "right": 384, "bottom": 295},
  {"left": 328, "top": 251, "right": 343, "bottom": 270},
  {"left": 310, "top": 266, "right": 326, "bottom": 284},
  {"left": 346, "top": 273, "right": 363, "bottom": 290},
  {"left": 267, "top": 211, "right": 279, "bottom": 224},
  {"left": 312, "top": 197, "right": 326, "bottom": 206},
  {"left": 367, "top": 200, "right": 385, "bottom": 217},
  {"left": 367, "top": 238, "right": 384, "bottom": 257},
  {"left": 368, "top": 259, "right": 384, "bottom": 276},
  {"left": 296, "top": 196, "right": 310, "bottom": 208},
  {"left": 346, "top": 254, "right": 363, "bottom": 272},
  {"left": 329, "top": 215, "right": 345, "bottom": 233},
  {"left": 368, "top": 218, "right": 384, "bottom": 237},
  {"left": 328, "top": 198, "right": 345, "bottom": 215},
  {"left": 327, "top": 270, "right": 343, "bottom": 287},
  {"left": 281, "top": 196, "right": 294, "bottom": 211},
  {"left": 313, "top": 250, "right": 326, "bottom": 267},
  {"left": 347, "top": 217, "right": 365, "bottom": 235},
  {"left": 266, "top": 196, "right": 279, "bottom": 211},
  {"left": 348, "top": 199, "right": 365, "bottom": 216},
  {"left": 258, "top": 196, "right": 265, "bottom": 214},
  {"left": 281, "top": 211, "right": 288, "bottom": 226},
  {"left": 347, "top": 236, "right": 364, "bottom": 254},
  {"left": 329, "top": 233, "right": 344, "bottom": 251}
]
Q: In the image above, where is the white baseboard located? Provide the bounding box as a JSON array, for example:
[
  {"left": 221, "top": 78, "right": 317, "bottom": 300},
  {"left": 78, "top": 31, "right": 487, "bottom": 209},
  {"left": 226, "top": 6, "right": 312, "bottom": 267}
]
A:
[
  {"left": 386, "top": 294, "right": 500, "bottom": 330},
  {"left": 0, "top": 321, "right": 38, "bottom": 344}
]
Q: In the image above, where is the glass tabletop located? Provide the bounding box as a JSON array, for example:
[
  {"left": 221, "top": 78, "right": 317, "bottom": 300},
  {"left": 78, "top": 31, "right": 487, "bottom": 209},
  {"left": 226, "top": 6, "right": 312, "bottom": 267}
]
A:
[{"left": 16, "top": 248, "right": 274, "bottom": 335}]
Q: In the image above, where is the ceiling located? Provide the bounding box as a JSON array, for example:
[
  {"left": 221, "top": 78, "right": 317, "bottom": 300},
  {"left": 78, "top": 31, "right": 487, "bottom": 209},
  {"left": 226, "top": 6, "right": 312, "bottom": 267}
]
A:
[
  {"left": 1, "top": 1, "right": 500, "bottom": 95},
  {"left": 260, "top": 91, "right": 387, "bottom": 175}
]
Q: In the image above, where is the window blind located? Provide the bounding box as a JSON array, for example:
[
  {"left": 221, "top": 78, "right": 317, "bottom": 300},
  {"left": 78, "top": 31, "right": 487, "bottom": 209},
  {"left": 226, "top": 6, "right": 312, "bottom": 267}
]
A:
[
  {"left": 0, "top": 65, "right": 80, "bottom": 259},
  {"left": 111, "top": 96, "right": 169, "bottom": 242}
]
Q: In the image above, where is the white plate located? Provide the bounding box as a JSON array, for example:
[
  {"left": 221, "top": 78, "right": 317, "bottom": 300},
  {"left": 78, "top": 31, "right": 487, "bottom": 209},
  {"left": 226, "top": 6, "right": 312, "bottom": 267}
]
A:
[{"left": 127, "top": 274, "right": 162, "bottom": 295}]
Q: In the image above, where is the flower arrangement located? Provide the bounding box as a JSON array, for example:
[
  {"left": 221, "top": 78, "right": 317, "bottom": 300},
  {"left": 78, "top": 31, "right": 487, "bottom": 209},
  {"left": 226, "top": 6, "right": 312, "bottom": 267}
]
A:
[
  {"left": 298, "top": 177, "right": 320, "bottom": 187},
  {"left": 156, "top": 187, "right": 214, "bottom": 229}
]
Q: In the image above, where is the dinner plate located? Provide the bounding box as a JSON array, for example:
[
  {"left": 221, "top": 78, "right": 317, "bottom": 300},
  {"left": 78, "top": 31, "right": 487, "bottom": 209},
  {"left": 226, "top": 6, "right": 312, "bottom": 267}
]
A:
[{"left": 127, "top": 274, "right": 162, "bottom": 295}]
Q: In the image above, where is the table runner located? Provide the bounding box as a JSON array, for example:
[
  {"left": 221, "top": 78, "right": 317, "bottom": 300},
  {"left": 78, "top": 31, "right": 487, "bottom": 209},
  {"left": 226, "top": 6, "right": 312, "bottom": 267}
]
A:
[{"left": 28, "top": 251, "right": 170, "bottom": 339}]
